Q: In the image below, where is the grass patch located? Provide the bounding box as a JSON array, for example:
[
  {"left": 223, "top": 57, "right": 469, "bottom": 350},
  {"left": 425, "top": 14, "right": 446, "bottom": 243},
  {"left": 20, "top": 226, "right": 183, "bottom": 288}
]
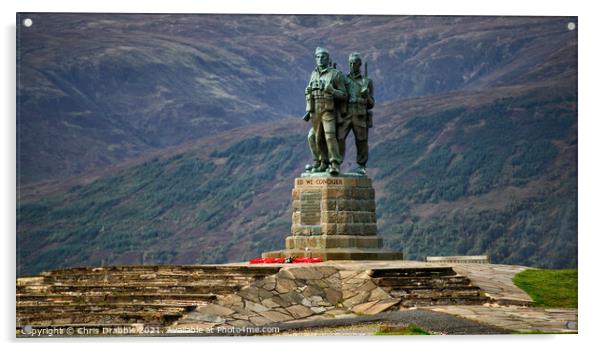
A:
[
  {"left": 512, "top": 269, "right": 577, "bottom": 308},
  {"left": 374, "top": 324, "right": 430, "bottom": 335}
]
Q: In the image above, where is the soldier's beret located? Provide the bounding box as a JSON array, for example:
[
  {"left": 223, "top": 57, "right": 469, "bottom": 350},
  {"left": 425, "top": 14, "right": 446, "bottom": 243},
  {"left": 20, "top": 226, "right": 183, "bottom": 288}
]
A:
[
  {"left": 349, "top": 52, "right": 362, "bottom": 62},
  {"left": 315, "top": 47, "right": 330, "bottom": 56}
]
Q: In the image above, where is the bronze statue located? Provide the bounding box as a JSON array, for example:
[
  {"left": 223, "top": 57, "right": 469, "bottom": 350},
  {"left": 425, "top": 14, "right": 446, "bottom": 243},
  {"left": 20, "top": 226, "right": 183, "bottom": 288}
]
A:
[
  {"left": 338, "top": 52, "right": 374, "bottom": 175},
  {"left": 303, "top": 47, "right": 347, "bottom": 175}
]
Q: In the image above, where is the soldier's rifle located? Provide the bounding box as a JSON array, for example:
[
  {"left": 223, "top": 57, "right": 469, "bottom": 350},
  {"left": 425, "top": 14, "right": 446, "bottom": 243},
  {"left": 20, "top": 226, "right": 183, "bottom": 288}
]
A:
[{"left": 364, "top": 62, "right": 373, "bottom": 128}]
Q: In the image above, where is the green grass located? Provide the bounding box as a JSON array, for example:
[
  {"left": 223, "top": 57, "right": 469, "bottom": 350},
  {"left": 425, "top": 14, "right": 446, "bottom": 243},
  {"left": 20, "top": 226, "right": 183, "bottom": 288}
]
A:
[
  {"left": 374, "top": 324, "right": 430, "bottom": 335},
  {"left": 512, "top": 269, "right": 577, "bottom": 308}
]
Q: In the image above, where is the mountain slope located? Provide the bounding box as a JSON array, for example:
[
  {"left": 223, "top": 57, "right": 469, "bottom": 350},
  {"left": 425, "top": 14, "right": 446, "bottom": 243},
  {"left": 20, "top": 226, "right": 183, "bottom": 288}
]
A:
[
  {"left": 17, "top": 14, "right": 576, "bottom": 183},
  {"left": 17, "top": 78, "right": 577, "bottom": 276}
]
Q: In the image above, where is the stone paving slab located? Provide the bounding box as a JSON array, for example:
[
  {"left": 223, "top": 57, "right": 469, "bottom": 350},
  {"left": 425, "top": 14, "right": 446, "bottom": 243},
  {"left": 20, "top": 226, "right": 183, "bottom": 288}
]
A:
[{"left": 421, "top": 305, "right": 578, "bottom": 333}]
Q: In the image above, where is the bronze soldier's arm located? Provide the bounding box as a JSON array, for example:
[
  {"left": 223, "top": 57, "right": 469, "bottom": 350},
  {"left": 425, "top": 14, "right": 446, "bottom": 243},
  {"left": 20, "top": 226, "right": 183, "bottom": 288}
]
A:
[
  {"left": 304, "top": 72, "right": 316, "bottom": 120},
  {"left": 329, "top": 70, "right": 348, "bottom": 101},
  {"left": 305, "top": 72, "right": 315, "bottom": 97}
]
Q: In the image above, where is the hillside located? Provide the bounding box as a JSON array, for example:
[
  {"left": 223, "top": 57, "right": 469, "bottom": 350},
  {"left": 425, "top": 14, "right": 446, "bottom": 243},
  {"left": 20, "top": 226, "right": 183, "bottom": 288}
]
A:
[
  {"left": 17, "top": 14, "right": 576, "bottom": 183},
  {"left": 17, "top": 76, "right": 577, "bottom": 276},
  {"left": 17, "top": 14, "right": 577, "bottom": 276}
]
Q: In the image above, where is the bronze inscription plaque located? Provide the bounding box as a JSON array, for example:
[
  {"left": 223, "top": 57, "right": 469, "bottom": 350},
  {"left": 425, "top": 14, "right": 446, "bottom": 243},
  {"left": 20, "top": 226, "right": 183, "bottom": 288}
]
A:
[{"left": 300, "top": 191, "right": 321, "bottom": 225}]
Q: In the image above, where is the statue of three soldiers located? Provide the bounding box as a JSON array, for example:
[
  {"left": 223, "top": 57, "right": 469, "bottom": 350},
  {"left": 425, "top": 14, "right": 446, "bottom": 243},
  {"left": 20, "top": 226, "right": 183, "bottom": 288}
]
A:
[{"left": 303, "top": 46, "right": 374, "bottom": 176}]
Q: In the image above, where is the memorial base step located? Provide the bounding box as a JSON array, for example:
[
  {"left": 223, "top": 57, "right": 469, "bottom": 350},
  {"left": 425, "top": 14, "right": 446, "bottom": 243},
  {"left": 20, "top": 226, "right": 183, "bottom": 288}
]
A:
[
  {"left": 285, "top": 235, "right": 383, "bottom": 250},
  {"left": 261, "top": 248, "right": 402, "bottom": 260}
]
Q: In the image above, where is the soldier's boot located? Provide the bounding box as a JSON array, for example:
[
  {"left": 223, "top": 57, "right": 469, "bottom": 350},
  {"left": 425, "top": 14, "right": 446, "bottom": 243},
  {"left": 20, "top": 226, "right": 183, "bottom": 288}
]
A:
[
  {"left": 328, "top": 162, "right": 340, "bottom": 176},
  {"left": 314, "top": 161, "right": 328, "bottom": 173},
  {"left": 306, "top": 160, "right": 320, "bottom": 172},
  {"left": 356, "top": 164, "right": 367, "bottom": 175}
]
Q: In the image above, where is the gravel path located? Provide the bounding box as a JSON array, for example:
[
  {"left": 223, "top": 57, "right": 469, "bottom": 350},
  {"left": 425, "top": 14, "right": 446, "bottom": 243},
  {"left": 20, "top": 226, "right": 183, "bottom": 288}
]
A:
[{"left": 272, "top": 309, "right": 511, "bottom": 336}]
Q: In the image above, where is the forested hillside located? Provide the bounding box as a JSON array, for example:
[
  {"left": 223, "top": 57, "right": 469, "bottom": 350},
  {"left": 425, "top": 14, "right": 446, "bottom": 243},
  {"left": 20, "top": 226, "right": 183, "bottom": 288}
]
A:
[{"left": 17, "top": 14, "right": 577, "bottom": 275}]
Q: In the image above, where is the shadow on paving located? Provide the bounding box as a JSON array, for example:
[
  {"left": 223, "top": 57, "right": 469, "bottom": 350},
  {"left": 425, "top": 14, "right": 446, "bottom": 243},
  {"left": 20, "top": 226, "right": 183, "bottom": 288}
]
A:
[
  {"left": 154, "top": 310, "right": 511, "bottom": 337},
  {"left": 107, "top": 310, "right": 511, "bottom": 337},
  {"left": 263, "top": 310, "right": 511, "bottom": 336}
]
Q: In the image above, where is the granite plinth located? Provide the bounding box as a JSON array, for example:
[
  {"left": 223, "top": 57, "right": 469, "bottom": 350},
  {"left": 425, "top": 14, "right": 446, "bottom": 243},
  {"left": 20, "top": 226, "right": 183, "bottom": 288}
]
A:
[
  {"left": 262, "top": 174, "right": 402, "bottom": 260},
  {"left": 285, "top": 235, "right": 383, "bottom": 249}
]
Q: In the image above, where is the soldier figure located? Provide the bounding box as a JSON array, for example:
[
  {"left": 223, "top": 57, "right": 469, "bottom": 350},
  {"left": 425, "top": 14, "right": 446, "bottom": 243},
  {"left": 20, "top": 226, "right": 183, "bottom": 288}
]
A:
[
  {"left": 338, "top": 52, "right": 374, "bottom": 175},
  {"left": 304, "top": 47, "right": 347, "bottom": 175}
]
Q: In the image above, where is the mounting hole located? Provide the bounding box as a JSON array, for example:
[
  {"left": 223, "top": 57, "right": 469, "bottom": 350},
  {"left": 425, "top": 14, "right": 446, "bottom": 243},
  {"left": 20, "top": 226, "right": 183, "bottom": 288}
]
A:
[
  {"left": 23, "top": 18, "right": 33, "bottom": 27},
  {"left": 567, "top": 22, "right": 576, "bottom": 30}
]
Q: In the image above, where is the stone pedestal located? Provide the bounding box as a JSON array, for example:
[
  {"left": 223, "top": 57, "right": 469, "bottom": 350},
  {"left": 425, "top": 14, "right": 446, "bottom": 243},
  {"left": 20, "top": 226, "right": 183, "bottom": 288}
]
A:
[{"left": 262, "top": 175, "right": 402, "bottom": 260}]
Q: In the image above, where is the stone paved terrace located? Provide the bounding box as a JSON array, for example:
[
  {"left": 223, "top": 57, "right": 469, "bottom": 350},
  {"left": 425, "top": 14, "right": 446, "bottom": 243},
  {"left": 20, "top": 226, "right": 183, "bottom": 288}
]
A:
[
  {"left": 421, "top": 305, "right": 578, "bottom": 333},
  {"left": 219, "top": 261, "right": 575, "bottom": 334},
  {"left": 223, "top": 260, "right": 533, "bottom": 306},
  {"left": 17, "top": 260, "right": 576, "bottom": 336},
  {"left": 167, "top": 262, "right": 488, "bottom": 334}
]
